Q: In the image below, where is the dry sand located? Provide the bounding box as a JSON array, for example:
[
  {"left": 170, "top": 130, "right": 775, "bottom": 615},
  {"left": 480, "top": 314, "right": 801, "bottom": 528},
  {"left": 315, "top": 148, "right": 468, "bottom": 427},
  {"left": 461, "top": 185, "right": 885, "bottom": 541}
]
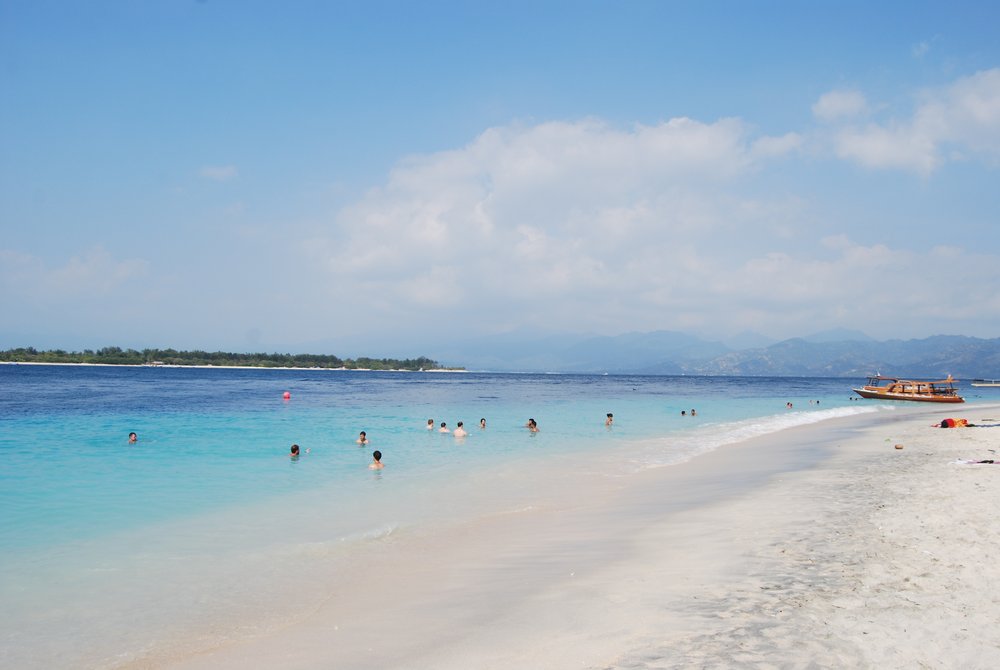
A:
[{"left": 141, "top": 404, "right": 1000, "bottom": 669}]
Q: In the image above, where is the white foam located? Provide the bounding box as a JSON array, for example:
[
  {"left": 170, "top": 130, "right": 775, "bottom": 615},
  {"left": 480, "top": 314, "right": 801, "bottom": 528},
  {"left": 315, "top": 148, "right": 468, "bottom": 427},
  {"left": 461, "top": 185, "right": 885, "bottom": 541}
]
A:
[{"left": 631, "top": 405, "right": 883, "bottom": 470}]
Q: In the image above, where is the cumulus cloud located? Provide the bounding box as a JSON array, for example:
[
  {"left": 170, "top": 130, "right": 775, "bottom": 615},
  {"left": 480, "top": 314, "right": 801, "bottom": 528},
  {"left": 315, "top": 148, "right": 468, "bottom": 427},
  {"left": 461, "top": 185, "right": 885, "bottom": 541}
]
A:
[
  {"left": 295, "top": 114, "right": 999, "bottom": 343},
  {"left": 751, "top": 132, "right": 803, "bottom": 158},
  {"left": 199, "top": 165, "right": 239, "bottom": 181},
  {"left": 812, "top": 89, "right": 869, "bottom": 122},
  {"left": 823, "top": 68, "right": 1000, "bottom": 174},
  {"left": 306, "top": 118, "right": 799, "bottom": 329},
  {"left": 0, "top": 247, "right": 148, "bottom": 299},
  {"left": 699, "top": 236, "right": 1000, "bottom": 337}
]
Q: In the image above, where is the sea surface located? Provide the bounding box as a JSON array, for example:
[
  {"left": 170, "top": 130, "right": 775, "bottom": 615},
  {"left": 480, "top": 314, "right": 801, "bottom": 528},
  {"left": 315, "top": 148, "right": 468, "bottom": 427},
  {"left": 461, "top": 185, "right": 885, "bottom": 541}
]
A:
[{"left": 1, "top": 364, "right": 993, "bottom": 667}]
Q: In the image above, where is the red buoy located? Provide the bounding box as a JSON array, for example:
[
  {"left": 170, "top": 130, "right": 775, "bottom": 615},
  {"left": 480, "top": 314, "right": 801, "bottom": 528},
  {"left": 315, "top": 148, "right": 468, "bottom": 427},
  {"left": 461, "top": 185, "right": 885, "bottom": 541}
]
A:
[{"left": 283, "top": 391, "right": 291, "bottom": 400}]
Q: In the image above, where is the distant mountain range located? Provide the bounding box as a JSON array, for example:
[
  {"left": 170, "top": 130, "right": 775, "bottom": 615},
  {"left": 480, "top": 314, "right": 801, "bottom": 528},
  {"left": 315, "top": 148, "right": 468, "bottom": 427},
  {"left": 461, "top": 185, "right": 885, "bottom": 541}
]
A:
[{"left": 431, "top": 330, "right": 1000, "bottom": 378}]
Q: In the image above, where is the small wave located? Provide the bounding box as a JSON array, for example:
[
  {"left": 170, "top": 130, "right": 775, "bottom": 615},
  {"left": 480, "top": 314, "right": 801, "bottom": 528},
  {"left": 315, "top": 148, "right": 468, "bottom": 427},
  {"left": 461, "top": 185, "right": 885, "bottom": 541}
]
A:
[
  {"left": 633, "top": 405, "right": 881, "bottom": 470},
  {"left": 279, "top": 524, "right": 399, "bottom": 559},
  {"left": 495, "top": 505, "right": 536, "bottom": 516},
  {"left": 339, "top": 523, "right": 398, "bottom": 544}
]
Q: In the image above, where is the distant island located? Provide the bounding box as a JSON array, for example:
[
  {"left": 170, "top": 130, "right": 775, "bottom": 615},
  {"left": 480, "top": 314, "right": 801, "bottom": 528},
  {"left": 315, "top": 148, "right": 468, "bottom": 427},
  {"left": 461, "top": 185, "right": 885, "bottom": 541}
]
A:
[{"left": 0, "top": 347, "right": 460, "bottom": 372}]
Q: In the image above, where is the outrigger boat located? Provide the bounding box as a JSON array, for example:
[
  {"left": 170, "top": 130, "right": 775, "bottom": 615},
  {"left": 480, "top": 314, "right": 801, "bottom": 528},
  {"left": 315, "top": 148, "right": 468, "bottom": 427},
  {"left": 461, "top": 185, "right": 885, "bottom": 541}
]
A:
[
  {"left": 971, "top": 379, "right": 1000, "bottom": 387},
  {"left": 853, "top": 375, "right": 964, "bottom": 403}
]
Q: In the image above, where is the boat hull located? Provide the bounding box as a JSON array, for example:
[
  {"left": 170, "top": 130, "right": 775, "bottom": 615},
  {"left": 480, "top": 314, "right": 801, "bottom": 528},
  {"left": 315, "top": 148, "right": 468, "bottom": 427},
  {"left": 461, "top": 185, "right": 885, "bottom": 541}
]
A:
[{"left": 853, "top": 387, "right": 965, "bottom": 403}]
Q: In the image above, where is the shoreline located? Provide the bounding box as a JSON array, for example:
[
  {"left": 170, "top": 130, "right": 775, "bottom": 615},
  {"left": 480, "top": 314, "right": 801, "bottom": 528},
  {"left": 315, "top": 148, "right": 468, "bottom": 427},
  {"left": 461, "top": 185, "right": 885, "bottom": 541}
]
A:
[
  {"left": 1, "top": 361, "right": 466, "bottom": 372},
  {"left": 134, "top": 402, "right": 1000, "bottom": 669}
]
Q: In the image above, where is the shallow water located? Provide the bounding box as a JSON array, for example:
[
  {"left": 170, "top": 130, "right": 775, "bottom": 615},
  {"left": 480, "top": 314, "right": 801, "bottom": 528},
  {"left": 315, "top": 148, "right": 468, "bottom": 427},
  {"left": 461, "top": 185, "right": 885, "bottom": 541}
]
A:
[{"left": 1, "top": 364, "right": 980, "bottom": 667}]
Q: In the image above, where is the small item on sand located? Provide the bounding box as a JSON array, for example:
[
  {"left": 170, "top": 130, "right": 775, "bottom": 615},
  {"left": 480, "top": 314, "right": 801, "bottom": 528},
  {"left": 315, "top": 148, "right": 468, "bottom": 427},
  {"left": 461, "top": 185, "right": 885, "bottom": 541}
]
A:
[{"left": 894, "top": 444, "right": 904, "bottom": 450}]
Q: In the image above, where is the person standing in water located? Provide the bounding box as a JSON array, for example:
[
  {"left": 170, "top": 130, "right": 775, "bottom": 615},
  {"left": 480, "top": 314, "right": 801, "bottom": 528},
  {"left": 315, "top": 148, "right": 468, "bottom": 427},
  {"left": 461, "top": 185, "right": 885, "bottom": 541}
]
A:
[
  {"left": 369, "top": 450, "right": 384, "bottom": 469},
  {"left": 453, "top": 421, "right": 468, "bottom": 437},
  {"left": 356, "top": 431, "right": 369, "bottom": 445},
  {"left": 605, "top": 413, "right": 614, "bottom": 426}
]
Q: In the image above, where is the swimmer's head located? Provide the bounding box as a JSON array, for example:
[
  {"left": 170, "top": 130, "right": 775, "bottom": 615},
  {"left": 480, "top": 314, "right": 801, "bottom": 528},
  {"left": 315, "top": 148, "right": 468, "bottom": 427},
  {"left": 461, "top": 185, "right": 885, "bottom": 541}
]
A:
[
  {"left": 290, "top": 444, "right": 300, "bottom": 456},
  {"left": 457, "top": 421, "right": 463, "bottom": 427},
  {"left": 128, "top": 432, "right": 137, "bottom": 443},
  {"left": 440, "top": 422, "right": 446, "bottom": 428},
  {"left": 372, "top": 450, "right": 382, "bottom": 461}
]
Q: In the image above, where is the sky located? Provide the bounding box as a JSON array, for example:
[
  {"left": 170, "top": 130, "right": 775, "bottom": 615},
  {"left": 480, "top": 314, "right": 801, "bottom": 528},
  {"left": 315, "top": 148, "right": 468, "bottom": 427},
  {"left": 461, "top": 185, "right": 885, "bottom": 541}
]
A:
[{"left": 2, "top": 1, "right": 999, "bottom": 356}]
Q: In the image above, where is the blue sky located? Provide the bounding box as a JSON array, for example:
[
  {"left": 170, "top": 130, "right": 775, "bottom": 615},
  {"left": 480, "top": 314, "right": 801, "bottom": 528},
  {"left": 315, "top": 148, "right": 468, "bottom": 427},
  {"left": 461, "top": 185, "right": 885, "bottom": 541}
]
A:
[{"left": 2, "top": 1, "right": 999, "bottom": 356}]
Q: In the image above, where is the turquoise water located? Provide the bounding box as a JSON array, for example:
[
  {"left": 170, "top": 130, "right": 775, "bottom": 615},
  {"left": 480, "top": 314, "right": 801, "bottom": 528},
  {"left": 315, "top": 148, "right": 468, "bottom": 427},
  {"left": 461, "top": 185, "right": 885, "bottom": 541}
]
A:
[
  {"left": 1, "top": 364, "right": 991, "bottom": 668},
  {"left": 2, "top": 365, "right": 869, "bottom": 551}
]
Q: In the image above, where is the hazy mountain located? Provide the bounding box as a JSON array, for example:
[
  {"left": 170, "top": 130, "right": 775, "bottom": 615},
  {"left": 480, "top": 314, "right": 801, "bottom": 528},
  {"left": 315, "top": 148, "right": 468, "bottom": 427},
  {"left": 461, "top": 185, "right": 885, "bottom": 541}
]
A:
[
  {"left": 428, "top": 330, "right": 1000, "bottom": 378},
  {"left": 801, "top": 328, "right": 876, "bottom": 344},
  {"left": 435, "top": 330, "right": 729, "bottom": 373},
  {"left": 718, "top": 331, "right": 776, "bottom": 350},
  {"left": 681, "top": 335, "right": 1000, "bottom": 378}
]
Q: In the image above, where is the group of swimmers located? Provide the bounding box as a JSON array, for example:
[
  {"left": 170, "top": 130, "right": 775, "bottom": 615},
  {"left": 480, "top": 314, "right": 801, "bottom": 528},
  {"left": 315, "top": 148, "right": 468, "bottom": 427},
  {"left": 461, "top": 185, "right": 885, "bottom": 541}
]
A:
[
  {"left": 289, "top": 442, "right": 382, "bottom": 468},
  {"left": 427, "top": 417, "right": 488, "bottom": 436},
  {"left": 136, "top": 398, "right": 807, "bottom": 471}
]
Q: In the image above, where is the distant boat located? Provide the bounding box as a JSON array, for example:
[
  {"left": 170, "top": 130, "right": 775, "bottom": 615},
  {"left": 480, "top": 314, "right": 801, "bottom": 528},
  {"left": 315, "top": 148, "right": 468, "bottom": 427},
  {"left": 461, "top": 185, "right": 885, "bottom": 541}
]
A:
[
  {"left": 971, "top": 379, "right": 1000, "bottom": 387},
  {"left": 853, "top": 375, "right": 964, "bottom": 403}
]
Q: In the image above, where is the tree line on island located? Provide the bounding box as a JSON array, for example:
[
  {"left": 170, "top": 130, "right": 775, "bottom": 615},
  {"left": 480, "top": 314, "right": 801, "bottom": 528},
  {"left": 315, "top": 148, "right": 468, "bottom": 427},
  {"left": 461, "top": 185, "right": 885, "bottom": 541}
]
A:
[{"left": 0, "top": 347, "right": 456, "bottom": 371}]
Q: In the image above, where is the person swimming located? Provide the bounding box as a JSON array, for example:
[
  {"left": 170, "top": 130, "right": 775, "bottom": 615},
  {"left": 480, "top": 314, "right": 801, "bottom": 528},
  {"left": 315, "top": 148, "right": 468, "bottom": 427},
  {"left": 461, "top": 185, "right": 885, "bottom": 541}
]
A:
[
  {"left": 453, "top": 421, "right": 468, "bottom": 437},
  {"left": 526, "top": 418, "right": 539, "bottom": 432},
  {"left": 479, "top": 418, "right": 487, "bottom": 429},
  {"left": 357, "top": 431, "right": 369, "bottom": 445},
  {"left": 605, "top": 413, "right": 613, "bottom": 426},
  {"left": 369, "top": 450, "right": 384, "bottom": 469},
  {"left": 128, "top": 432, "right": 137, "bottom": 443},
  {"left": 439, "top": 422, "right": 450, "bottom": 433},
  {"left": 427, "top": 419, "right": 434, "bottom": 430}
]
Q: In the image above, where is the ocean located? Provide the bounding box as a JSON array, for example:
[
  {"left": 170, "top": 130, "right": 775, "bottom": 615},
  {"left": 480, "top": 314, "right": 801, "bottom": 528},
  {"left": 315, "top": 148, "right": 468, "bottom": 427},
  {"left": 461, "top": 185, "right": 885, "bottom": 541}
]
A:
[{"left": 1, "top": 364, "right": 991, "bottom": 667}]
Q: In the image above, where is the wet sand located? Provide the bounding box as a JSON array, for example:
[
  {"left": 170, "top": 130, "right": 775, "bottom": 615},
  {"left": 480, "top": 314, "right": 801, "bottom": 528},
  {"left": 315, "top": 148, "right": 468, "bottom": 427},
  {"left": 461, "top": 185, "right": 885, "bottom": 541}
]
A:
[{"left": 130, "top": 403, "right": 1000, "bottom": 669}]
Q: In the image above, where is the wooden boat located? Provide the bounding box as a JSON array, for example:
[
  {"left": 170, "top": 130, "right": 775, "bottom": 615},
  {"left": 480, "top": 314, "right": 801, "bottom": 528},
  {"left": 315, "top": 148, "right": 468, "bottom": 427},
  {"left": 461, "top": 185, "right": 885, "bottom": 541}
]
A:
[
  {"left": 971, "top": 379, "right": 1000, "bottom": 387},
  {"left": 853, "top": 375, "right": 964, "bottom": 403}
]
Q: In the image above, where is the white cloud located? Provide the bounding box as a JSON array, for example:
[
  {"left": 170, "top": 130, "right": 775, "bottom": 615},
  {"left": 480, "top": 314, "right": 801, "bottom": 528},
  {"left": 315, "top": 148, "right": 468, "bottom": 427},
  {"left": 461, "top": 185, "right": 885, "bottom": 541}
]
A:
[
  {"left": 310, "top": 118, "right": 795, "bottom": 325},
  {"left": 290, "top": 115, "right": 1000, "bottom": 344},
  {"left": 199, "top": 165, "right": 239, "bottom": 181},
  {"left": 825, "top": 68, "right": 1000, "bottom": 174},
  {"left": 812, "top": 90, "right": 869, "bottom": 122},
  {"left": 0, "top": 246, "right": 148, "bottom": 298},
  {"left": 0, "top": 247, "right": 152, "bottom": 343},
  {"left": 834, "top": 122, "right": 940, "bottom": 173}
]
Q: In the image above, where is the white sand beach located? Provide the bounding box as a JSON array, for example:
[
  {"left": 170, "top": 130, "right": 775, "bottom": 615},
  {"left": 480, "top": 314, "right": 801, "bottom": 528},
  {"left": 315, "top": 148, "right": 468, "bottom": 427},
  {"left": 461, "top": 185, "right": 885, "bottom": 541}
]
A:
[{"left": 128, "top": 404, "right": 1000, "bottom": 669}]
